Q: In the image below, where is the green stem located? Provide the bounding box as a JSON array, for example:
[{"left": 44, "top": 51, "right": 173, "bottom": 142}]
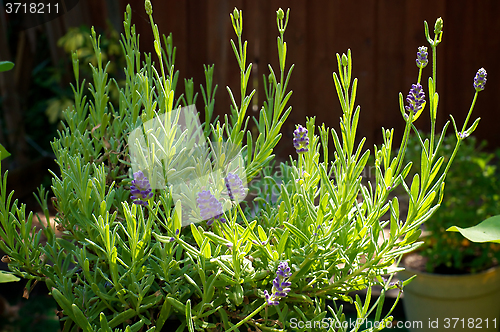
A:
[
  {"left": 461, "top": 91, "right": 478, "bottom": 133},
  {"left": 442, "top": 91, "right": 479, "bottom": 177},
  {"left": 432, "top": 44, "right": 437, "bottom": 91},
  {"left": 226, "top": 302, "right": 267, "bottom": 332},
  {"left": 394, "top": 111, "right": 413, "bottom": 177},
  {"left": 429, "top": 118, "right": 436, "bottom": 158}
]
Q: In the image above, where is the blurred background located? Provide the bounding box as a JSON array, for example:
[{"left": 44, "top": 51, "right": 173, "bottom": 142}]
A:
[{"left": 0, "top": 0, "right": 499, "bottom": 330}]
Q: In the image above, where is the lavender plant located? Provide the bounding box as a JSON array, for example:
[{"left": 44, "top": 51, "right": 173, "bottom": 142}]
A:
[{"left": 0, "top": 5, "right": 485, "bottom": 332}]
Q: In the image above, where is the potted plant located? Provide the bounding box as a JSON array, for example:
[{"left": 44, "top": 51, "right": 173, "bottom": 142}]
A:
[
  {"left": 397, "top": 58, "right": 499, "bottom": 331},
  {"left": 0, "top": 2, "right": 485, "bottom": 331},
  {"left": 398, "top": 135, "right": 500, "bottom": 331}
]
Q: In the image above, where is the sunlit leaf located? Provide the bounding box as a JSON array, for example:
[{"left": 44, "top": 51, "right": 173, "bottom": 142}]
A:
[{"left": 447, "top": 215, "right": 500, "bottom": 243}]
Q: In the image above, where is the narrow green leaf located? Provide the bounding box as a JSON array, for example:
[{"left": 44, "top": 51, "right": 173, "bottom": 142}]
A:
[
  {"left": 191, "top": 224, "right": 203, "bottom": 247},
  {"left": 186, "top": 299, "right": 195, "bottom": 332},
  {"left": 277, "top": 229, "right": 289, "bottom": 256},
  {"left": 167, "top": 296, "right": 186, "bottom": 314},
  {"left": 257, "top": 225, "right": 267, "bottom": 242},
  {"left": 108, "top": 309, "right": 136, "bottom": 327},
  {"left": 283, "top": 222, "right": 308, "bottom": 244},
  {"left": 200, "top": 238, "right": 211, "bottom": 259},
  {"left": 71, "top": 304, "right": 93, "bottom": 332},
  {"left": 99, "top": 313, "right": 112, "bottom": 332}
]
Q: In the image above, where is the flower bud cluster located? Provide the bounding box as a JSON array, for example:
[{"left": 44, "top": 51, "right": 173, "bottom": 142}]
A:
[
  {"left": 293, "top": 125, "right": 309, "bottom": 154},
  {"left": 225, "top": 173, "right": 246, "bottom": 201},
  {"left": 405, "top": 83, "right": 425, "bottom": 114},
  {"left": 130, "top": 171, "right": 153, "bottom": 205},
  {"left": 473, "top": 68, "right": 487, "bottom": 91},
  {"left": 264, "top": 261, "right": 292, "bottom": 306},
  {"left": 197, "top": 190, "right": 226, "bottom": 226},
  {"left": 416, "top": 46, "right": 428, "bottom": 68}
]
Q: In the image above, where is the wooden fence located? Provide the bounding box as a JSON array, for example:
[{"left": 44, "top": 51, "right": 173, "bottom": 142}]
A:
[{"left": 2, "top": 0, "right": 500, "bottom": 161}]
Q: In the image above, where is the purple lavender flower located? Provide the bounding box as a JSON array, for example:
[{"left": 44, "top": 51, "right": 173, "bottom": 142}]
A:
[
  {"left": 416, "top": 46, "right": 428, "bottom": 68},
  {"left": 405, "top": 83, "right": 425, "bottom": 114},
  {"left": 224, "top": 173, "right": 246, "bottom": 201},
  {"left": 293, "top": 125, "right": 309, "bottom": 154},
  {"left": 473, "top": 68, "right": 487, "bottom": 91},
  {"left": 264, "top": 261, "right": 292, "bottom": 306},
  {"left": 130, "top": 171, "right": 153, "bottom": 205},
  {"left": 381, "top": 276, "right": 397, "bottom": 288},
  {"left": 196, "top": 190, "right": 226, "bottom": 226}
]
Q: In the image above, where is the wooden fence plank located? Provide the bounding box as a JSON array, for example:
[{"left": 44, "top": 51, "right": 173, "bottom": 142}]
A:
[{"left": 4, "top": 0, "right": 500, "bottom": 159}]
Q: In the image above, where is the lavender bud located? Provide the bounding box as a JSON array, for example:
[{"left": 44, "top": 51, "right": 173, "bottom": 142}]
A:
[
  {"left": 130, "top": 171, "right": 153, "bottom": 205},
  {"left": 277, "top": 8, "right": 284, "bottom": 20},
  {"left": 416, "top": 46, "right": 428, "bottom": 68},
  {"left": 166, "top": 33, "right": 173, "bottom": 49},
  {"left": 434, "top": 17, "right": 443, "bottom": 36},
  {"left": 145, "top": 0, "right": 152, "bottom": 15},
  {"left": 225, "top": 173, "right": 246, "bottom": 201},
  {"left": 293, "top": 124, "right": 309, "bottom": 154},
  {"left": 405, "top": 83, "right": 425, "bottom": 114},
  {"left": 196, "top": 190, "right": 225, "bottom": 226},
  {"left": 341, "top": 53, "right": 348, "bottom": 67},
  {"left": 473, "top": 68, "right": 487, "bottom": 91},
  {"left": 232, "top": 7, "right": 239, "bottom": 20},
  {"left": 264, "top": 261, "right": 292, "bottom": 306}
]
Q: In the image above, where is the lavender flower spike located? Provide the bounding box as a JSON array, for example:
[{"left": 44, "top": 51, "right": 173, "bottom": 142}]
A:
[
  {"left": 264, "top": 261, "right": 292, "bottom": 306},
  {"left": 225, "top": 173, "right": 246, "bottom": 201},
  {"left": 405, "top": 83, "right": 425, "bottom": 114},
  {"left": 293, "top": 124, "right": 309, "bottom": 154},
  {"left": 130, "top": 171, "right": 153, "bottom": 205},
  {"left": 416, "top": 46, "right": 428, "bottom": 68},
  {"left": 196, "top": 190, "right": 226, "bottom": 226},
  {"left": 473, "top": 68, "right": 487, "bottom": 91}
]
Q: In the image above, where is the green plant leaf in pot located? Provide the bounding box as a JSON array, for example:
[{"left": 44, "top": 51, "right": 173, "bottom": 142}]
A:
[
  {"left": 0, "top": 61, "right": 14, "bottom": 72},
  {"left": 447, "top": 215, "right": 500, "bottom": 243}
]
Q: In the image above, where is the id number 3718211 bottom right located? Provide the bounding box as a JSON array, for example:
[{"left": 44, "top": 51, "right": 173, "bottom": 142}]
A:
[{"left": 438, "top": 318, "right": 497, "bottom": 329}]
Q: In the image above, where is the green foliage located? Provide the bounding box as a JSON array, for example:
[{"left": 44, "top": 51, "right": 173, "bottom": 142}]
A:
[
  {"left": 0, "top": 61, "right": 14, "bottom": 72},
  {"left": 0, "top": 5, "right": 484, "bottom": 332},
  {"left": 46, "top": 24, "right": 124, "bottom": 125},
  {"left": 404, "top": 134, "right": 500, "bottom": 273}
]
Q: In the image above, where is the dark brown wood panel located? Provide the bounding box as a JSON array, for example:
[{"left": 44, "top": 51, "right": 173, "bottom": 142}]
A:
[{"left": 4, "top": 0, "right": 500, "bottom": 157}]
